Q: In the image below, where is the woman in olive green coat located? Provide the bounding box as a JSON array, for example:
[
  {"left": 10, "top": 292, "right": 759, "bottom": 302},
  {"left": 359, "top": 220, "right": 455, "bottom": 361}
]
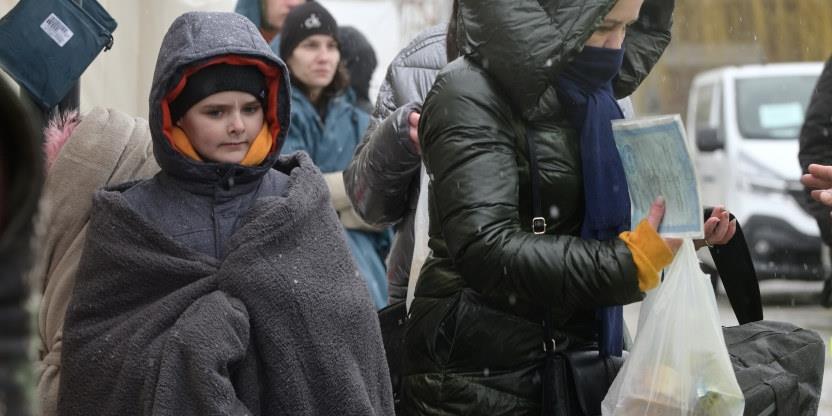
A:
[{"left": 400, "top": 0, "right": 736, "bottom": 414}]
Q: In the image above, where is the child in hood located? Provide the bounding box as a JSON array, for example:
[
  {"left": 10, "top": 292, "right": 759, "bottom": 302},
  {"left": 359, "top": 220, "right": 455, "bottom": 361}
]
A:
[{"left": 57, "top": 11, "right": 393, "bottom": 416}]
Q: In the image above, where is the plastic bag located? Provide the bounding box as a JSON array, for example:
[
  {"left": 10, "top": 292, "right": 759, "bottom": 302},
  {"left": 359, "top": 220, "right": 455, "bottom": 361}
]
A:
[
  {"left": 601, "top": 240, "right": 744, "bottom": 416},
  {"left": 406, "top": 164, "right": 430, "bottom": 311}
]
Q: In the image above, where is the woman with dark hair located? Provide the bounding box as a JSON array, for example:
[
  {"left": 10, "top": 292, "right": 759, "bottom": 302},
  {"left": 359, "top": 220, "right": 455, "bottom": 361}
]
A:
[
  {"left": 400, "top": 0, "right": 736, "bottom": 414},
  {"left": 280, "top": 2, "right": 390, "bottom": 309},
  {"left": 337, "top": 26, "right": 378, "bottom": 114}
]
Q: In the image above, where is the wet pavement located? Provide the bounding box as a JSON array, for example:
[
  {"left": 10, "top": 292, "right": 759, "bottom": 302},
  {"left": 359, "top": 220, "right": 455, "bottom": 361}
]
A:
[{"left": 623, "top": 279, "right": 832, "bottom": 415}]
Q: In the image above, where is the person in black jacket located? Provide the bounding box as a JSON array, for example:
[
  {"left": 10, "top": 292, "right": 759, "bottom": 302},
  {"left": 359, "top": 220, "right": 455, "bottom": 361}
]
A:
[
  {"left": 344, "top": 1, "right": 645, "bottom": 308},
  {"left": 800, "top": 56, "right": 832, "bottom": 238},
  {"left": 0, "top": 72, "right": 43, "bottom": 416},
  {"left": 398, "top": 0, "right": 735, "bottom": 414},
  {"left": 799, "top": 58, "right": 832, "bottom": 306}
]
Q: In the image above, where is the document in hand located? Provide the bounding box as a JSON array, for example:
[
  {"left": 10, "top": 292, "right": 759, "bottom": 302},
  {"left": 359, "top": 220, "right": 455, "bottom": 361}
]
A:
[{"left": 612, "top": 115, "right": 704, "bottom": 238}]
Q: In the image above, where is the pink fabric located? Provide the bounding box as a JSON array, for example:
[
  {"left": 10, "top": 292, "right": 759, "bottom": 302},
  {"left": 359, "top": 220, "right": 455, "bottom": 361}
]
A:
[{"left": 44, "top": 110, "right": 81, "bottom": 171}]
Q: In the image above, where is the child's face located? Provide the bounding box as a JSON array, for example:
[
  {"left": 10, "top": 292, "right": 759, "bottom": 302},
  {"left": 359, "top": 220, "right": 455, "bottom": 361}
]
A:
[{"left": 177, "top": 90, "right": 264, "bottom": 164}]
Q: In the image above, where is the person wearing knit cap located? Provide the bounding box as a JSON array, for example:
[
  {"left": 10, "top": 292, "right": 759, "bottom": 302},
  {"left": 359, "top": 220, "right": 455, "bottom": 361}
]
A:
[
  {"left": 278, "top": 1, "right": 344, "bottom": 107},
  {"left": 167, "top": 63, "right": 272, "bottom": 165},
  {"left": 279, "top": 2, "right": 392, "bottom": 310},
  {"left": 278, "top": 1, "right": 337, "bottom": 67},
  {"left": 56, "top": 11, "right": 394, "bottom": 415},
  {"left": 169, "top": 64, "right": 267, "bottom": 123}
]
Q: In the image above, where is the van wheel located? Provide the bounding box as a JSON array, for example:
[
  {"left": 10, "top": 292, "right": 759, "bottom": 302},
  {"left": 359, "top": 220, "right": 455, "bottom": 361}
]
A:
[{"left": 821, "top": 277, "right": 832, "bottom": 308}]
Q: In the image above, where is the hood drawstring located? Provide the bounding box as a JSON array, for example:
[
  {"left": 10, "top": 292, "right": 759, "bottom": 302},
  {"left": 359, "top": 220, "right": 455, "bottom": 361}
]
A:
[{"left": 224, "top": 173, "right": 236, "bottom": 191}]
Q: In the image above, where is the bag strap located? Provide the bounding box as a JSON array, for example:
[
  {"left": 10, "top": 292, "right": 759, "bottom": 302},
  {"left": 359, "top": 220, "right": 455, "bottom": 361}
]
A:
[
  {"left": 513, "top": 120, "right": 546, "bottom": 235},
  {"left": 704, "top": 208, "right": 763, "bottom": 324},
  {"left": 524, "top": 128, "right": 547, "bottom": 234},
  {"left": 522, "top": 127, "right": 558, "bottom": 355}
]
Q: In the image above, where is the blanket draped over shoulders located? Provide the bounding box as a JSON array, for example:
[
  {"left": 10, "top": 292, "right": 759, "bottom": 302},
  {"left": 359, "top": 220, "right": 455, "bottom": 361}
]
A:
[{"left": 58, "top": 155, "right": 394, "bottom": 416}]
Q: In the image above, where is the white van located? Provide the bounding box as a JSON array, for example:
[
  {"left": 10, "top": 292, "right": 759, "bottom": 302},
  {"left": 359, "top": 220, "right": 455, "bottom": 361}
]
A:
[{"left": 686, "top": 63, "right": 825, "bottom": 281}]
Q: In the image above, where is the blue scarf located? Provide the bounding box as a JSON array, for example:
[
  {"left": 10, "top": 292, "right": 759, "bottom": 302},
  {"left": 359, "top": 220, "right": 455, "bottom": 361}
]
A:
[{"left": 555, "top": 46, "right": 630, "bottom": 357}]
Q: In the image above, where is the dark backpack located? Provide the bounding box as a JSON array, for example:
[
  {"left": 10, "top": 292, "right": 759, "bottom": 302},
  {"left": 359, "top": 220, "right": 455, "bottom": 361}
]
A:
[
  {"left": 710, "top": 209, "right": 826, "bottom": 416},
  {"left": 724, "top": 321, "right": 825, "bottom": 416}
]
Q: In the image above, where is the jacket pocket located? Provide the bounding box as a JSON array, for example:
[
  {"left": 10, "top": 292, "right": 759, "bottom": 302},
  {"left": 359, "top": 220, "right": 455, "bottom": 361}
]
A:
[{"left": 404, "top": 292, "right": 462, "bottom": 374}]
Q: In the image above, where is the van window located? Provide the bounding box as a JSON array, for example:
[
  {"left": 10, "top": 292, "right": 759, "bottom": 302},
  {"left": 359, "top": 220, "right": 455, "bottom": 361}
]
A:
[
  {"left": 735, "top": 75, "right": 818, "bottom": 140},
  {"left": 694, "top": 84, "right": 714, "bottom": 129}
]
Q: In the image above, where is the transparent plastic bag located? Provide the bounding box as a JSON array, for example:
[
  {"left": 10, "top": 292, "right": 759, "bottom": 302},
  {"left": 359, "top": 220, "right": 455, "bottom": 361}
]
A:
[{"left": 601, "top": 240, "right": 744, "bottom": 416}]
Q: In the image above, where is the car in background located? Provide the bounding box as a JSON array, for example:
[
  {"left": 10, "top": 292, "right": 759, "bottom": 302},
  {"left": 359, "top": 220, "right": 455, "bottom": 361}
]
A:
[{"left": 686, "top": 62, "right": 826, "bottom": 285}]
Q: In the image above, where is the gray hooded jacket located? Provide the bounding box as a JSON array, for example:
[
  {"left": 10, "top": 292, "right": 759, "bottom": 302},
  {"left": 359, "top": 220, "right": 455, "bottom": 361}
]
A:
[
  {"left": 123, "top": 11, "right": 293, "bottom": 259},
  {"left": 344, "top": 24, "right": 447, "bottom": 303}
]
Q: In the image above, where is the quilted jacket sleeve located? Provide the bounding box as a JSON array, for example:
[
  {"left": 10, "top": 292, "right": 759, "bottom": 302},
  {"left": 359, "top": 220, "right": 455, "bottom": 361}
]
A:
[
  {"left": 420, "top": 65, "right": 642, "bottom": 310},
  {"left": 344, "top": 80, "right": 422, "bottom": 227},
  {"left": 615, "top": 0, "right": 675, "bottom": 98}
]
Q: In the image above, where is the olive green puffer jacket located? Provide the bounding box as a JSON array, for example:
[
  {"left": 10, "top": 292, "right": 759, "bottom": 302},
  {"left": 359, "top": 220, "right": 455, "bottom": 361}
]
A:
[{"left": 400, "top": 0, "right": 674, "bottom": 414}]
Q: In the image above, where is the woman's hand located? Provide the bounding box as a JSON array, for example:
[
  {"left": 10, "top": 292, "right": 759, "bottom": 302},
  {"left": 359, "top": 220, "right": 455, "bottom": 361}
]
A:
[
  {"left": 645, "top": 196, "right": 682, "bottom": 255},
  {"left": 695, "top": 206, "right": 736, "bottom": 250},
  {"left": 801, "top": 164, "right": 832, "bottom": 207},
  {"left": 408, "top": 111, "right": 421, "bottom": 154}
]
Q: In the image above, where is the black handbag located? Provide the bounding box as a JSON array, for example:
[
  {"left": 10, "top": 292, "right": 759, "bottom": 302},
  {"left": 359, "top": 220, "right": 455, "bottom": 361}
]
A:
[
  {"left": 522, "top": 127, "right": 626, "bottom": 416},
  {"left": 377, "top": 300, "right": 407, "bottom": 410},
  {"left": 541, "top": 328, "right": 627, "bottom": 416}
]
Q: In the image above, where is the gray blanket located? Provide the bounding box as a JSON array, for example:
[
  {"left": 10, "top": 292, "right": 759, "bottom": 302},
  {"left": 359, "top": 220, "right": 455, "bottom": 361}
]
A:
[{"left": 57, "top": 155, "right": 394, "bottom": 415}]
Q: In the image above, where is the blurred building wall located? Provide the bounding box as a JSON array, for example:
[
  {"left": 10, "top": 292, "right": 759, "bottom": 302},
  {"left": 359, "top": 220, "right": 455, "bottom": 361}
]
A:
[{"left": 634, "top": 0, "right": 832, "bottom": 120}]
